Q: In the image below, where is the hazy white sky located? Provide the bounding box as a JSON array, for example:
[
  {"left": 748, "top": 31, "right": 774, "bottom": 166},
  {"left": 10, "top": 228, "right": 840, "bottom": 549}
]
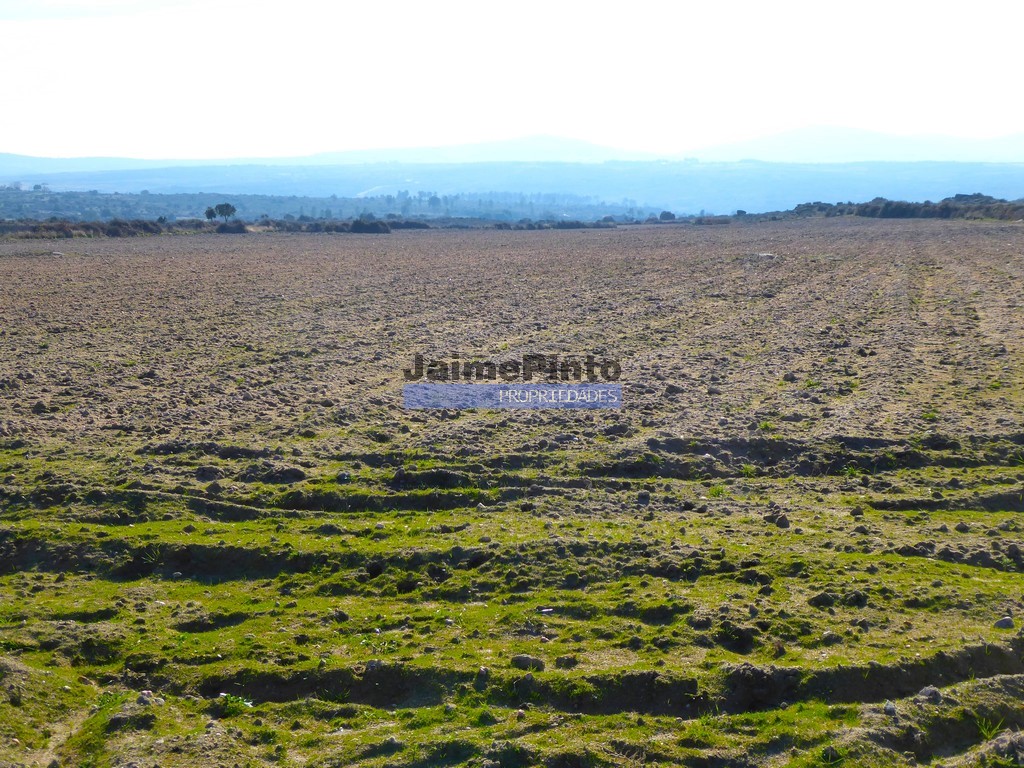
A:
[{"left": 3, "top": 0, "right": 1023, "bottom": 158}]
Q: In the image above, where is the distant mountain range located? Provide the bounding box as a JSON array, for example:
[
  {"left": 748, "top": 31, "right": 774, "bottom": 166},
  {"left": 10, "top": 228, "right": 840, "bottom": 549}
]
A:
[
  {"left": 687, "top": 127, "right": 1024, "bottom": 164},
  {"left": 0, "top": 136, "right": 657, "bottom": 176},
  {"left": 5, "top": 128, "right": 1024, "bottom": 172},
  {"left": 2, "top": 130, "right": 1023, "bottom": 215},
  {"left": 302, "top": 136, "right": 664, "bottom": 165}
]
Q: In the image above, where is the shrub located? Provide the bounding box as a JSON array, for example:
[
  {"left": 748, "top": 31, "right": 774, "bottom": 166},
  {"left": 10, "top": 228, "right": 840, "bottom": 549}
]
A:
[
  {"left": 350, "top": 219, "right": 391, "bottom": 234},
  {"left": 216, "top": 220, "right": 248, "bottom": 234}
]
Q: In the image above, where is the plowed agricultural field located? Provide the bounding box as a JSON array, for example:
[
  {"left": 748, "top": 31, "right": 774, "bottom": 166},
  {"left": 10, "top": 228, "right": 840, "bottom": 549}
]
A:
[{"left": 1, "top": 218, "right": 1023, "bottom": 767}]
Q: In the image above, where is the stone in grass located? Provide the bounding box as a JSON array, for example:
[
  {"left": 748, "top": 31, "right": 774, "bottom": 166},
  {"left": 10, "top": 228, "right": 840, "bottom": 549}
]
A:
[
  {"left": 107, "top": 704, "right": 156, "bottom": 732},
  {"left": 195, "top": 465, "right": 222, "bottom": 482},
  {"left": 328, "top": 608, "right": 349, "bottom": 623},
  {"left": 555, "top": 655, "right": 579, "bottom": 669},
  {"left": 239, "top": 461, "right": 306, "bottom": 484},
  {"left": 917, "top": 686, "right": 942, "bottom": 703},
  {"left": 371, "top": 736, "right": 403, "bottom": 755},
  {"left": 821, "top": 746, "right": 843, "bottom": 762},
  {"left": 841, "top": 590, "right": 869, "bottom": 608},
  {"left": 994, "top": 616, "right": 1015, "bottom": 630},
  {"left": 955, "top": 521, "right": 970, "bottom": 533},
  {"left": 510, "top": 654, "right": 545, "bottom": 672},
  {"left": 477, "top": 709, "right": 499, "bottom": 726},
  {"left": 808, "top": 591, "right": 837, "bottom": 608}
]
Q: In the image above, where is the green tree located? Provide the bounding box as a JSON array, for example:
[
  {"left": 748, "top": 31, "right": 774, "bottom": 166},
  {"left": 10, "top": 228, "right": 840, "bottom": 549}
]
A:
[
  {"left": 204, "top": 206, "right": 216, "bottom": 221},
  {"left": 214, "top": 203, "right": 237, "bottom": 222}
]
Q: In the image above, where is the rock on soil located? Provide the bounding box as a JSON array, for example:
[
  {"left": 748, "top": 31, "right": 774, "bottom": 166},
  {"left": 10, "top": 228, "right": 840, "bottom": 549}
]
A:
[{"left": 511, "top": 654, "right": 545, "bottom": 671}]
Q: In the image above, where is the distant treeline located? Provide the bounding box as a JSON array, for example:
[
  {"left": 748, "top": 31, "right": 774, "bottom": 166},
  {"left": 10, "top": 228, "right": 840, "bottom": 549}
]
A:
[
  {"left": 0, "top": 218, "right": 193, "bottom": 238},
  {"left": 0, "top": 216, "right": 403, "bottom": 238},
  {"left": 5, "top": 192, "right": 1023, "bottom": 239},
  {"left": 787, "top": 193, "right": 1024, "bottom": 220},
  {"left": 0, "top": 215, "right": 625, "bottom": 239},
  {"left": 0, "top": 185, "right": 651, "bottom": 223}
]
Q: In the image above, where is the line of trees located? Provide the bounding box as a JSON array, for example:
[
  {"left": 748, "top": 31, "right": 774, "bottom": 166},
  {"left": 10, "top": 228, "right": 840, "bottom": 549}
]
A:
[
  {"left": 204, "top": 203, "right": 237, "bottom": 221},
  {"left": 786, "top": 193, "right": 1024, "bottom": 220},
  {"left": 0, "top": 186, "right": 651, "bottom": 223}
]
